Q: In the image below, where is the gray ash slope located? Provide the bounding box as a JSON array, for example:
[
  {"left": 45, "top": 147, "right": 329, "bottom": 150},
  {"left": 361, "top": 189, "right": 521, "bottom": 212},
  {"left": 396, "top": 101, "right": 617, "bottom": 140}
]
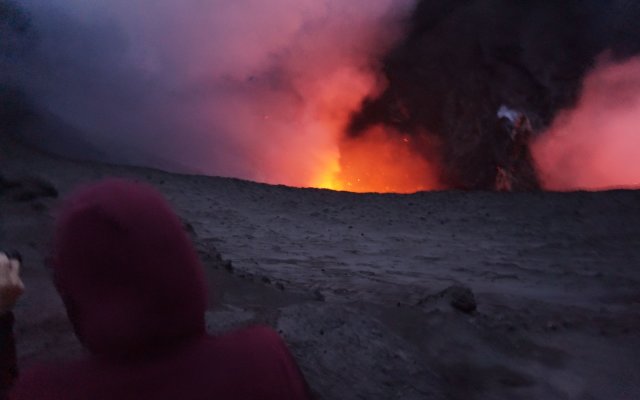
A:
[{"left": 2, "top": 136, "right": 640, "bottom": 399}]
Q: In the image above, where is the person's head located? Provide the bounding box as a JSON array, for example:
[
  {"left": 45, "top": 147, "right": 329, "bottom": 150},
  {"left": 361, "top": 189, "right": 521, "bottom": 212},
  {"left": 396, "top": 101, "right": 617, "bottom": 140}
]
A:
[{"left": 51, "top": 179, "right": 207, "bottom": 359}]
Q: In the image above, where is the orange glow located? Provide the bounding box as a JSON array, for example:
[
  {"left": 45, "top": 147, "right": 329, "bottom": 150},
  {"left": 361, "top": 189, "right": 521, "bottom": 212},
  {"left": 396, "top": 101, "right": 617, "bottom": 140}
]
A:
[
  {"left": 313, "top": 125, "right": 440, "bottom": 193},
  {"left": 267, "top": 64, "right": 440, "bottom": 194},
  {"left": 201, "top": 18, "right": 439, "bottom": 194}
]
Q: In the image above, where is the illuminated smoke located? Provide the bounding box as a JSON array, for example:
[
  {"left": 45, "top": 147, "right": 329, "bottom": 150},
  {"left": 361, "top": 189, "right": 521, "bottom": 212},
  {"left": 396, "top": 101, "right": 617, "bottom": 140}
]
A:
[
  {"left": 533, "top": 55, "right": 640, "bottom": 191},
  {"left": 7, "top": 1, "right": 639, "bottom": 192},
  {"left": 9, "top": 0, "right": 418, "bottom": 189}
]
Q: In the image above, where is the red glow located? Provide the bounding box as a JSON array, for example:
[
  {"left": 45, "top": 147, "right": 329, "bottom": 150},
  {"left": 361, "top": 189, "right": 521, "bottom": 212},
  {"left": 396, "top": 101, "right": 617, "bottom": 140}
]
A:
[{"left": 533, "top": 55, "right": 640, "bottom": 191}]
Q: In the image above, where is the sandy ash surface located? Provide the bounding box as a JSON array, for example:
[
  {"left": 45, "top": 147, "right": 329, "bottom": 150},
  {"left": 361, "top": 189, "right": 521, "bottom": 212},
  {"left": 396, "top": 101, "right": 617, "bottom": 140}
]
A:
[{"left": 1, "top": 137, "right": 639, "bottom": 400}]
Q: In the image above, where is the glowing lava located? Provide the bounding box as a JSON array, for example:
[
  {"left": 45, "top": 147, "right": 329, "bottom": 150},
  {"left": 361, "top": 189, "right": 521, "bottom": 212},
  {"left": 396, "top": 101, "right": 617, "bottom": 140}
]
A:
[{"left": 314, "top": 125, "right": 440, "bottom": 193}]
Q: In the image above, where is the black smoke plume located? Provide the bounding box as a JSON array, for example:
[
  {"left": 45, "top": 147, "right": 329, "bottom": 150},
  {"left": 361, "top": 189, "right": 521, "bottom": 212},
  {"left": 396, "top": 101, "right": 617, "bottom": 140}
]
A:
[{"left": 349, "top": 0, "right": 640, "bottom": 189}]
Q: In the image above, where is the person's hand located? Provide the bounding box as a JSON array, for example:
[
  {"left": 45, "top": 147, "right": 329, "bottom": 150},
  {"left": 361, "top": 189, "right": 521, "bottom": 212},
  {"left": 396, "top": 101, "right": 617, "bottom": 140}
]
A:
[{"left": 0, "top": 252, "right": 24, "bottom": 316}]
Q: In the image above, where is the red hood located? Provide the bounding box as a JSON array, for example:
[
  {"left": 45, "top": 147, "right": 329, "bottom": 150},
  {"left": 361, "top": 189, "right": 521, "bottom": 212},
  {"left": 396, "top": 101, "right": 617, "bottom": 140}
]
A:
[{"left": 51, "top": 179, "right": 207, "bottom": 359}]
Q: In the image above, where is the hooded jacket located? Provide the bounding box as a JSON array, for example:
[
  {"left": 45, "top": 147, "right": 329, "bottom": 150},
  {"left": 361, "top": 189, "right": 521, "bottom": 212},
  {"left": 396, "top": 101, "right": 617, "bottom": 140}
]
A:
[{"left": 9, "top": 179, "right": 312, "bottom": 400}]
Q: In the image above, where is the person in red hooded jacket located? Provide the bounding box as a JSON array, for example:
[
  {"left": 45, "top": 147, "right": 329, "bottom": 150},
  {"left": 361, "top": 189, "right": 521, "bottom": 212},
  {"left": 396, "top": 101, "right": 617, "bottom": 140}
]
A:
[{"left": 0, "top": 179, "right": 313, "bottom": 400}]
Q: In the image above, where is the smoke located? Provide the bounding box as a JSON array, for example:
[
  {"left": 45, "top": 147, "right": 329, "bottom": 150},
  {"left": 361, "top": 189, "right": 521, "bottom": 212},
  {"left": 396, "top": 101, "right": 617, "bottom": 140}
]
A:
[
  {"left": 533, "top": 55, "right": 640, "bottom": 190},
  {"left": 5, "top": 0, "right": 640, "bottom": 192},
  {"left": 5, "top": 0, "right": 416, "bottom": 187},
  {"left": 349, "top": 0, "right": 640, "bottom": 190}
]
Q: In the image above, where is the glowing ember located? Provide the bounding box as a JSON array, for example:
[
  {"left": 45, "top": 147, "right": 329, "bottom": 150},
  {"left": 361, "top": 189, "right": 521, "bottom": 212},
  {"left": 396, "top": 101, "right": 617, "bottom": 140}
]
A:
[{"left": 313, "top": 126, "right": 440, "bottom": 193}]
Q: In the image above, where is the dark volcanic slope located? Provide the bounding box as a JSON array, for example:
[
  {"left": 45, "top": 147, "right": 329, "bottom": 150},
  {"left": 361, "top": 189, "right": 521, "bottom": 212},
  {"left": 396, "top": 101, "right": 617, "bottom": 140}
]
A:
[{"left": 1, "top": 137, "right": 640, "bottom": 400}]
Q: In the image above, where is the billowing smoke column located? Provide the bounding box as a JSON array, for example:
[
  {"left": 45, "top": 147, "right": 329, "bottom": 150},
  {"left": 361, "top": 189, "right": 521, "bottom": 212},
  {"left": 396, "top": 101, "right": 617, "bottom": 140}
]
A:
[
  {"left": 533, "top": 56, "right": 640, "bottom": 190},
  {"left": 349, "top": 0, "right": 640, "bottom": 190},
  {"left": 3, "top": 0, "right": 640, "bottom": 193},
  {"left": 2, "top": 0, "right": 437, "bottom": 192}
]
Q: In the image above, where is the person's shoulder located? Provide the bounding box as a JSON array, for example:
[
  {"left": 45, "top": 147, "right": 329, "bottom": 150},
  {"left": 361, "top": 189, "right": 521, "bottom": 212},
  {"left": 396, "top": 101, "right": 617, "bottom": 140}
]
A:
[
  {"left": 209, "top": 326, "right": 312, "bottom": 399},
  {"left": 233, "top": 325, "right": 284, "bottom": 342},
  {"left": 208, "top": 324, "right": 298, "bottom": 375},
  {"left": 10, "top": 358, "right": 88, "bottom": 400},
  {"left": 214, "top": 325, "right": 288, "bottom": 355},
  {"left": 10, "top": 363, "right": 61, "bottom": 399}
]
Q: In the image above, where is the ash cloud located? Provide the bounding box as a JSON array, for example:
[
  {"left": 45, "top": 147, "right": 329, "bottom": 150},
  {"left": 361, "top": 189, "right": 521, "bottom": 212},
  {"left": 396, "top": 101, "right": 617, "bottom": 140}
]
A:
[
  {"left": 1, "top": 0, "right": 414, "bottom": 185},
  {"left": 533, "top": 55, "right": 640, "bottom": 190},
  {"left": 349, "top": 0, "right": 640, "bottom": 189},
  {"left": 3, "top": 0, "right": 640, "bottom": 191}
]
